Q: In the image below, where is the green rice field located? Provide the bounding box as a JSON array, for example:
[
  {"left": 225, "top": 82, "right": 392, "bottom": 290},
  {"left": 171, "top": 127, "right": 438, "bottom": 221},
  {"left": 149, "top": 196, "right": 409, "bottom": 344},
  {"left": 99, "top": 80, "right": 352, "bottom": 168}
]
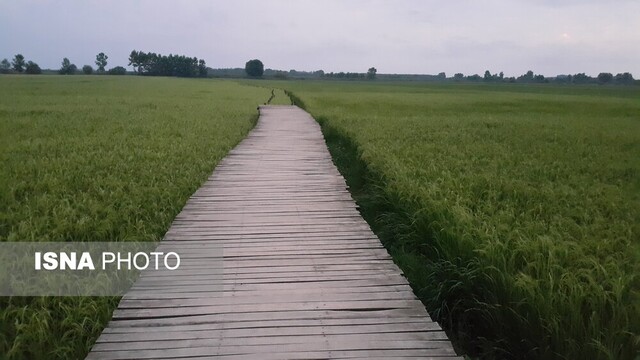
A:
[
  {"left": 1, "top": 76, "right": 638, "bottom": 359},
  {"left": 0, "top": 76, "right": 273, "bottom": 359},
  {"left": 280, "top": 81, "right": 640, "bottom": 359}
]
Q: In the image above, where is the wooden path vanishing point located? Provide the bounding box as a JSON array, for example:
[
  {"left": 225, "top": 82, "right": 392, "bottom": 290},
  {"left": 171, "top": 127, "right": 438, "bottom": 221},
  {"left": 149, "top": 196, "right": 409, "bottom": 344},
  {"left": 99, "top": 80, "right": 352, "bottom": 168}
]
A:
[{"left": 87, "top": 105, "right": 460, "bottom": 359}]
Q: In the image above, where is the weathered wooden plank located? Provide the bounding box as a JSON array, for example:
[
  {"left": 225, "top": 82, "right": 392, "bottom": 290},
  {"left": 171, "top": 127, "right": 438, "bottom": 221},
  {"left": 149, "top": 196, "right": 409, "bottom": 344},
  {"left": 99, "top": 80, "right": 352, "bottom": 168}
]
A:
[
  {"left": 105, "top": 311, "right": 434, "bottom": 331},
  {"left": 124, "top": 278, "right": 413, "bottom": 295},
  {"left": 102, "top": 318, "right": 441, "bottom": 334},
  {"left": 91, "top": 333, "right": 453, "bottom": 351},
  {"left": 118, "top": 291, "right": 417, "bottom": 309},
  {"left": 96, "top": 325, "right": 448, "bottom": 344},
  {"left": 87, "top": 341, "right": 458, "bottom": 359},
  {"left": 112, "top": 299, "right": 428, "bottom": 319}
]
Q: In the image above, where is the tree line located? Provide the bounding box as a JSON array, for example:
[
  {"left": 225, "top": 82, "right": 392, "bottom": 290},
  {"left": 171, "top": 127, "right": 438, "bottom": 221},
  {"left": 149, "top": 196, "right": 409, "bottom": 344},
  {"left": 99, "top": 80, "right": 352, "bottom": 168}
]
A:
[
  {"left": 1, "top": 51, "right": 207, "bottom": 77},
  {"left": 1, "top": 52, "right": 635, "bottom": 85},
  {"left": 1, "top": 54, "right": 42, "bottom": 74},
  {"left": 451, "top": 70, "right": 635, "bottom": 85},
  {"left": 128, "top": 50, "right": 207, "bottom": 77},
  {"left": 0, "top": 52, "right": 124, "bottom": 75},
  {"left": 319, "top": 67, "right": 377, "bottom": 80}
]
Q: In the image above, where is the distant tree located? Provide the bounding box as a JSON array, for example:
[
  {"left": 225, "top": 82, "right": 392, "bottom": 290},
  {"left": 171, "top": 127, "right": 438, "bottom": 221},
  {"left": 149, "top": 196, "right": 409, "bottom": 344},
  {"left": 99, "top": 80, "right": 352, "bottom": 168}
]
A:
[
  {"left": 95, "top": 52, "right": 108, "bottom": 73},
  {"left": 597, "top": 72, "right": 613, "bottom": 84},
  {"left": 484, "top": 70, "right": 492, "bottom": 81},
  {"left": 517, "top": 70, "right": 535, "bottom": 82},
  {"left": 245, "top": 59, "right": 264, "bottom": 77},
  {"left": 614, "top": 72, "right": 634, "bottom": 85},
  {"left": 128, "top": 50, "right": 140, "bottom": 73},
  {"left": 453, "top": 73, "right": 464, "bottom": 81},
  {"left": 467, "top": 74, "right": 481, "bottom": 81},
  {"left": 572, "top": 73, "right": 591, "bottom": 84},
  {"left": 313, "top": 70, "right": 325, "bottom": 78},
  {"left": 499, "top": 71, "right": 504, "bottom": 80},
  {"left": 0, "top": 58, "right": 11, "bottom": 74},
  {"left": 12, "top": 54, "right": 26, "bottom": 73},
  {"left": 127, "top": 50, "right": 205, "bottom": 77},
  {"left": 128, "top": 50, "right": 153, "bottom": 74},
  {"left": 533, "top": 74, "right": 547, "bottom": 83},
  {"left": 25, "top": 61, "right": 42, "bottom": 74},
  {"left": 108, "top": 66, "right": 127, "bottom": 75},
  {"left": 82, "top": 65, "right": 94, "bottom": 74},
  {"left": 554, "top": 75, "right": 571, "bottom": 84},
  {"left": 198, "top": 59, "right": 207, "bottom": 77},
  {"left": 59, "top": 58, "right": 77, "bottom": 75},
  {"left": 367, "top": 67, "right": 377, "bottom": 80},
  {"left": 437, "top": 72, "right": 446, "bottom": 80},
  {"left": 274, "top": 71, "right": 288, "bottom": 80}
]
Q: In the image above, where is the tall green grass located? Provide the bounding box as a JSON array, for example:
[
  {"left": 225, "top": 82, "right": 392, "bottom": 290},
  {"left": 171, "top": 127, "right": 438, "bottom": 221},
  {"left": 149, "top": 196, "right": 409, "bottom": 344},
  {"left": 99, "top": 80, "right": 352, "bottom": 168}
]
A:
[
  {"left": 284, "top": 82, "right": 640, "bottom": 359},
  {"left": 0, "top": 75, "right": 270, "bottom": 359}
]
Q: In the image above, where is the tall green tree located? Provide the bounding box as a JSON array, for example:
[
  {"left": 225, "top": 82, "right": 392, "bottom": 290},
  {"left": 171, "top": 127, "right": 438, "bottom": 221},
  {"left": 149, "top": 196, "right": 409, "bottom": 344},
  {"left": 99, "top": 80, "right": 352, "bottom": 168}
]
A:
[
  {"left": 245, "top": 59, "right": 264, "bottom": 77},
  {"left": 128, "top": 50, "right": 142, "bottom": 73},
  {"left": 95, "top": 52, "right": 108, "bottom": 73},
  {"left": 12, "top": 54, "right": 26, "bottom": 73},
  {"left": 198, "top": 59, "right": 207, "bottom": 77}
]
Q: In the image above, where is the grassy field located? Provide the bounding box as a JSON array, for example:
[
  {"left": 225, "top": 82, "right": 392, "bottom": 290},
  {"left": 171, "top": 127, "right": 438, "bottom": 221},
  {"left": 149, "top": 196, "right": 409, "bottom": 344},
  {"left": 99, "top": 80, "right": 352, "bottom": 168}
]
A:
[
  {"left": 0, "top": 75, "right": 271, "bottom": 359},
  {"left": 279, "top": 81, "right": 640, "bottom": 359}
]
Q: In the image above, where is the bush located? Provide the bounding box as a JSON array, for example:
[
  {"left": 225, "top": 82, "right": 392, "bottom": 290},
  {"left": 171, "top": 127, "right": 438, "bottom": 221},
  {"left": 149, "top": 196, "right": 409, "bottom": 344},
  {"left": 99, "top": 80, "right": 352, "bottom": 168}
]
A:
[
  {"left": 107, "top": 66, "right": 127, "bottom": 75},
  {"left": 82, "top": 65, "right": 93, "bottom": 75},
  {"left": 0, "top": 59, "right": 11, "bottom": 74},
  {"left": 597, "top": 72, "right": 613, "bottom": 84},
  {"left": 59, "top": 58, "right": 77, "bottom": 75},
  {"left": 25, "top": 61, "right": 42, "bottom": 74}
]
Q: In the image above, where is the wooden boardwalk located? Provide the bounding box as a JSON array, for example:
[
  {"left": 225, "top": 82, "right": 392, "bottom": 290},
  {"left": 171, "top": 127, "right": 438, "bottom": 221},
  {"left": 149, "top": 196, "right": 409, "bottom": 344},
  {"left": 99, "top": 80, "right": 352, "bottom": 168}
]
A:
[{"left": 87, "top": 106, "right": 460, "bottom": 359}]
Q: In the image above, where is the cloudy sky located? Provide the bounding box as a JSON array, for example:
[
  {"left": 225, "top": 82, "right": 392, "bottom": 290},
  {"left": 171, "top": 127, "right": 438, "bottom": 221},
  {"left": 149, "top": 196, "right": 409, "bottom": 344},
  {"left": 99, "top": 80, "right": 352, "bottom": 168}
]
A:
[{"left": 1, "top": 0, "right": 638, "bottom": 77}]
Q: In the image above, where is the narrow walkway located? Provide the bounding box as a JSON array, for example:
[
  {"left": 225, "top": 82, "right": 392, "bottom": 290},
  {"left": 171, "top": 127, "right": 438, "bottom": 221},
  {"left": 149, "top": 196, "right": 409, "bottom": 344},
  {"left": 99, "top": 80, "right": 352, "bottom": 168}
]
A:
[{"left": 87, "top": 106, "right": 460, "bottom": 359}]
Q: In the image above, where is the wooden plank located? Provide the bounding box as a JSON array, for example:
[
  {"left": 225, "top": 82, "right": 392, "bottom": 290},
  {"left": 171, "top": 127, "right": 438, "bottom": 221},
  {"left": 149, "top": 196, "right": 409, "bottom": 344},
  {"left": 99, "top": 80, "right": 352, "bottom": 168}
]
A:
[
  {"left": 112, "top": 299, "right": 428, "bottom": 319},
  {"left": 102, "top": 318, "right": 441, "bottom": 334},
  {"left": 90, "top": 333, "right": 453, "bottom": 351},
  {"left": 86, "top": 342, "right": 458, "bottom": 359},
  {"left": 105, "top": 309, "right": 434, "bottom": 329},
  {"left": 96, "top": 325, "right": 448, "bottom": 344},
  {"left": 118, "top": 291, "right": 417, "bottom": 309}
]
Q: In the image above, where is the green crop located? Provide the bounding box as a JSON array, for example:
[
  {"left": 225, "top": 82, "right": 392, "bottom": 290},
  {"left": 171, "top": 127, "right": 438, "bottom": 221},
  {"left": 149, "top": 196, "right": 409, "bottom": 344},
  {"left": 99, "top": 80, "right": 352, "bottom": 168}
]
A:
[
  {"left": 0, "top": 75, "right": 270, "bottom": 359},
  {"left": 280, "top": 81, "right": 640, "bottom": 360}
]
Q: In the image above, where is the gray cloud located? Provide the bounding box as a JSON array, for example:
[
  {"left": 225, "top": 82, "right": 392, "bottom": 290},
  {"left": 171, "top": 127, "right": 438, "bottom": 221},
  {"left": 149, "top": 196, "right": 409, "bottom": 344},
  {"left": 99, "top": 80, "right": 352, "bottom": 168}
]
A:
[{"left": 0, "top": 0, "right": 638, "bottom": 76}]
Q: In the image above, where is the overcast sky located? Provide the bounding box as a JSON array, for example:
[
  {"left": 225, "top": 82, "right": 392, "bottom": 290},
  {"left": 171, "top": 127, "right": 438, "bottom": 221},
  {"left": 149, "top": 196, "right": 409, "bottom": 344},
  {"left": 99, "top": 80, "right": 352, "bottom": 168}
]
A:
[{"left": 1, "top": 0, "right": 638, "bottom": 77}]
